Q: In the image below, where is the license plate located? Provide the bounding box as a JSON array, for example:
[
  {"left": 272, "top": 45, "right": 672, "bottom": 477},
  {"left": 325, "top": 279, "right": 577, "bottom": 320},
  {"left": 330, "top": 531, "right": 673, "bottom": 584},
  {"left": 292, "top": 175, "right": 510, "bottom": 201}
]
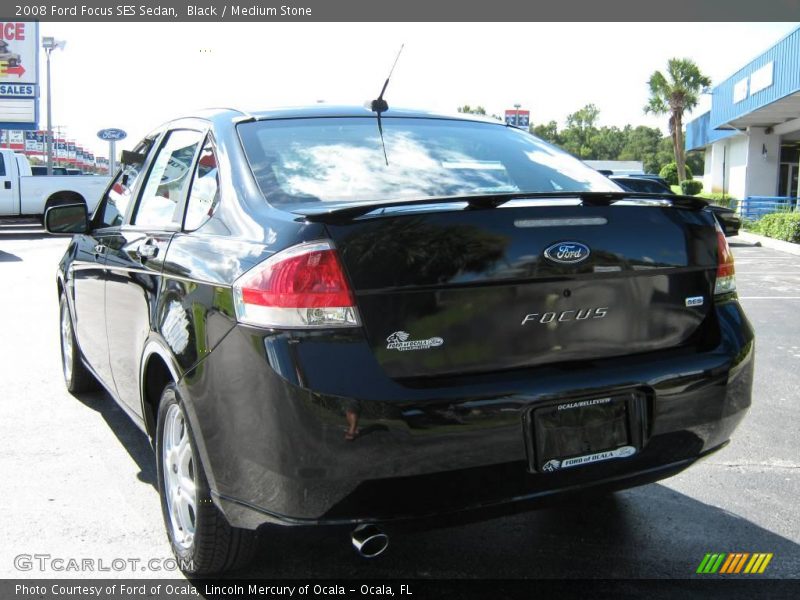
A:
[{"left": 533, "top": 394, "right": 637, "bottom": 473}]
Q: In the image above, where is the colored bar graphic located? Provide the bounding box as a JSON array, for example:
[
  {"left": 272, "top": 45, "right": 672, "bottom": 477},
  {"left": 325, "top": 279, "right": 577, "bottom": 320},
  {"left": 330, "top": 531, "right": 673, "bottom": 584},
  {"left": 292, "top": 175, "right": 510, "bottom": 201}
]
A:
[
  {"left": 696, "top": 553, "right": 713, "bottom": 573},
  {"left": 759, "top": 553, "right": 774, "bottom": 573},
  {"left": 699, "top": 552, "right": 773, "bottom": 574},
  {"left": 720, "top": 554, "right": 736, "bottom": 573},
  {"left": 734, "top": 553, "right": 750, "bottom": 573},
  {"left": 744, "top": 553, "right": 774, "bottom": 574},
  {"left": 697, "top": 553, "right": 727, "bottom": 573},
  {"left": 720, "top": 553, "right": 750, "bottom": 573}
]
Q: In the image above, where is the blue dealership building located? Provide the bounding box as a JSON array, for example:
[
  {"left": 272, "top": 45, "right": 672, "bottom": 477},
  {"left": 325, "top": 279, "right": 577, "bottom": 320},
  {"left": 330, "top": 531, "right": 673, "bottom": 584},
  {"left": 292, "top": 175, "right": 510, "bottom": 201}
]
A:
[{"left": 686, "top": 26, "right": 800, "bottom": 202}]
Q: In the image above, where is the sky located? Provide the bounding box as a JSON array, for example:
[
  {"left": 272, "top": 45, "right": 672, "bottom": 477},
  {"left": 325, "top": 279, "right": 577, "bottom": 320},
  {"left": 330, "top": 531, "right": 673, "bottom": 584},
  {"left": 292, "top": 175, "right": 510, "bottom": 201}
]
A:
[{"left": 35, "top": 22, "right": 800, "bottom": 158}]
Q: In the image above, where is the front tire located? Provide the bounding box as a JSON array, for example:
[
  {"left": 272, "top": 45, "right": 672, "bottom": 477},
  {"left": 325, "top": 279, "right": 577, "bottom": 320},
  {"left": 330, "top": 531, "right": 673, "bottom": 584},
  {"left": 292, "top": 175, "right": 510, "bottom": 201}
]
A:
[
  {"left": 59, "top": 293, "right": 98, "bottom": 393},
  {"left": 156, "top": 384, "right": 257, "bottom": 574}
]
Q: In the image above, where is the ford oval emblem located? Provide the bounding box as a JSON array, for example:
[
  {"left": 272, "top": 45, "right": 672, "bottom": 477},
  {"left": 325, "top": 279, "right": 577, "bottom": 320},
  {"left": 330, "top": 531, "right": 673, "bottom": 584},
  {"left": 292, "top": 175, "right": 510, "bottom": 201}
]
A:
[
  {"left": 97, "top": 128, "right": 127, "bottom": 141},
  {"left": 543, "top": 241, "right": 591, "bottom": 264}
]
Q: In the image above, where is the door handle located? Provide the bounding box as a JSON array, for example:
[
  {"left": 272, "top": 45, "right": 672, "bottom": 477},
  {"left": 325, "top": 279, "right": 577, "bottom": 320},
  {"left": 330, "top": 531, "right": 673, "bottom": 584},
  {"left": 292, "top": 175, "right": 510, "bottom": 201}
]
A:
[
  {"left": 138, "top": 243, "right": 159, "bottom": 260},
  {"left": 3, "top": 181, "right": 9, "bottom": 190}
]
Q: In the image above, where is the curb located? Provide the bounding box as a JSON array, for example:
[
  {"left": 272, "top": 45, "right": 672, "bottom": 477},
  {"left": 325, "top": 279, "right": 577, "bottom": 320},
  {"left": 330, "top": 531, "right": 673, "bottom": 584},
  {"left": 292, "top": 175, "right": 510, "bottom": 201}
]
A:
[{"left": 736, "top": 230, "right": 800, "bottom": 256}]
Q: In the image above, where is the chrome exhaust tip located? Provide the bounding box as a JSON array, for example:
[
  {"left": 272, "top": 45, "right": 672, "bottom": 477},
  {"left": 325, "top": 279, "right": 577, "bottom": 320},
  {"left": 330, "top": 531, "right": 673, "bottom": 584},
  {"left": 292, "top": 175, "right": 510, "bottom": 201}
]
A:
[{"left": 351, "top": 524, "right": 389, "bottom": 558}]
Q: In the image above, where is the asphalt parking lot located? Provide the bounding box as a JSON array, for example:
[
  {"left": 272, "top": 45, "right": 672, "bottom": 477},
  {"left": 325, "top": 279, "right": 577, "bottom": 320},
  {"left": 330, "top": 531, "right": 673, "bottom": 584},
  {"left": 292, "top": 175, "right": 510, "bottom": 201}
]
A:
[{"left": 1, "top": 224, "right": 798, "bottom": 580}]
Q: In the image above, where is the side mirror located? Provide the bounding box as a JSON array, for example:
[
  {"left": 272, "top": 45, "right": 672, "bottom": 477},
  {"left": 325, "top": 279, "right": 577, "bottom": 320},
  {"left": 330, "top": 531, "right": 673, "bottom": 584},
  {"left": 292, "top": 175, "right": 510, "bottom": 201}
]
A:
[{"left": 44, "top": 203, "right": 89, "bottom": 235}]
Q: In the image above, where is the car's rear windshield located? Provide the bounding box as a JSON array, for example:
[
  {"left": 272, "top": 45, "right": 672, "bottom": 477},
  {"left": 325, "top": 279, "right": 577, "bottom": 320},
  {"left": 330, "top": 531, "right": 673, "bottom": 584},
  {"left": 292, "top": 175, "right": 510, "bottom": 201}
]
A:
[{"left": 238, "top": 117, "right": 618, "bottom": 207}]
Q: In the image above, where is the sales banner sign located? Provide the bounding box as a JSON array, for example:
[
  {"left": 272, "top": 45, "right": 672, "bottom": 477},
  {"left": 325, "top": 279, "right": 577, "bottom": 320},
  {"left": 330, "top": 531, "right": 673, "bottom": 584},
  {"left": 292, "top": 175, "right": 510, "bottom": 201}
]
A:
[
  {"left": 24, "top": 129, "right": 36, "bottom": 152},
  {"left": 9, "top": 129, "right": 24, "bottom": 150},
  {"left": 0, "top": 21, "right": 39, "bottom": 129},
  {"left": 504, "top": 109, "right": 530, "bottom": 128}
]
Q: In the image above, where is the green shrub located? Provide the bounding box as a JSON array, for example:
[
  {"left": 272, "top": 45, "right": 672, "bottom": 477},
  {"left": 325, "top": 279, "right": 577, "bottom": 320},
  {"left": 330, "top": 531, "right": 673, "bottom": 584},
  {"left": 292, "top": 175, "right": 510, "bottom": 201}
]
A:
[
  {"left": 741, "top": 218, "right": 759, "bottom": 232},
  {"left": 699, "top": 193, "right": 738, "bottom": 210},
  {"left": 659, "top": 162, "right": 693, "bottom": 186},
  {"left": 751, "top": 212, "right": 800, "bottom": 243},
  {"left": 680, "top": 180, "right": 703, "bottom": 195}
]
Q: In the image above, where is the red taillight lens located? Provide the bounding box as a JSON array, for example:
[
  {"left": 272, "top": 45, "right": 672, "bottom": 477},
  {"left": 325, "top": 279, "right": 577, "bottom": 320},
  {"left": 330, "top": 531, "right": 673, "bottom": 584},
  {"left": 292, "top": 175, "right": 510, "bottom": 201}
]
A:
[
  {"left": 240, "top": 249, "right": 354, "bottom": 308},
  {"left": 233, "top": 241, "right": 360, "bottom": 328},
  {"left": 715, "top": 223, "right": 736, "bottom": 295}
]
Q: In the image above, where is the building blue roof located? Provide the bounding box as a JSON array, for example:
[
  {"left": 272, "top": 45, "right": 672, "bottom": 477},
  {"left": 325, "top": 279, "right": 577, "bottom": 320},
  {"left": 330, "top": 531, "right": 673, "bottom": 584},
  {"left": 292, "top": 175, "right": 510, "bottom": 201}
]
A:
[
  {"left": 709, "top": 26, "right": 800, "bottom": 130},
  {"left": 687, "top": 25, "right": 800, "bottom": 150}
]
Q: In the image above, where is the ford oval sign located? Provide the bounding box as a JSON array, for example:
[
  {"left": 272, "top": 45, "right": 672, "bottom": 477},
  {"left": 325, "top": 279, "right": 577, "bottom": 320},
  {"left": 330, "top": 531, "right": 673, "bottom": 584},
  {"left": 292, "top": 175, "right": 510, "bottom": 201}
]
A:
[
  {"left": 97, "top": 128, "right": 127, "bottom": 141},
  {"left": 543, "top": 241, "right": 591, "bottom": 265}
]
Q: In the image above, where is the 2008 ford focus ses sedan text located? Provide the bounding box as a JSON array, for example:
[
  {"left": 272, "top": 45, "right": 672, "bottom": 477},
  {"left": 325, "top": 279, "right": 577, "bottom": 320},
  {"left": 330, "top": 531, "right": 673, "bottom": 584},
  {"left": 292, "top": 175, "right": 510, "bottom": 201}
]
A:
[{"left": 47, "top": 106, "right": 754, "bottom": 574}]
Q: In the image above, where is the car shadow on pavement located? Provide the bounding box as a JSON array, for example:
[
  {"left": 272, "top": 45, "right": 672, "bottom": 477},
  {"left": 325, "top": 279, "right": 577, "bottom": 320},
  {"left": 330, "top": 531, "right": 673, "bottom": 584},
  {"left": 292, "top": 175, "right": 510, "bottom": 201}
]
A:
[
  {"left": 73, "top": 388, "right": 157, "bottom": 488},
  {"left": 0, "top": 249, "right": 22, "bottom": 262},
  {"left": 230, "top": 487, "right": 799, "bottom": 580}
]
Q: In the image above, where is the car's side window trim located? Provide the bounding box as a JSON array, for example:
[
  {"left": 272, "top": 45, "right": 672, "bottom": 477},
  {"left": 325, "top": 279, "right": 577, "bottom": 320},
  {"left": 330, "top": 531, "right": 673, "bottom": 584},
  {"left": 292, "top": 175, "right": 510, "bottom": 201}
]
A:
[
  {"left": 127, "top": 127, "right": 207, "bottom": 231},
  {"left": 181, "top": 132, "right": 221, "bottom": 232}
]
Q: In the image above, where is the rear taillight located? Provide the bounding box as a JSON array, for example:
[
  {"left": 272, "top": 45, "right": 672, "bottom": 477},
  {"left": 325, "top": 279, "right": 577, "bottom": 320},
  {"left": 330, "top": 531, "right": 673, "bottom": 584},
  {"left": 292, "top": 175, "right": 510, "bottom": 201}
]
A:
[
  {"left": 232, "top": 240, "right": 360, "bottom": 328},
  {"left": 714, "top": 222, "right": 736, "bottom": 296}
]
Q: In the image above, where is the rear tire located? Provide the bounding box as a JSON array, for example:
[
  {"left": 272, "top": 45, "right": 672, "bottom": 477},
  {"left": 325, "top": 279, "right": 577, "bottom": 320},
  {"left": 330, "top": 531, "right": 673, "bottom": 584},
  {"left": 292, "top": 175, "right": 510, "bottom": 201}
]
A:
[
  {"left": 156, "top": 384, "right": 257, "bottom": 574},
  {"left": 59, "top": 293, "right": 98, "bottom": 393}
]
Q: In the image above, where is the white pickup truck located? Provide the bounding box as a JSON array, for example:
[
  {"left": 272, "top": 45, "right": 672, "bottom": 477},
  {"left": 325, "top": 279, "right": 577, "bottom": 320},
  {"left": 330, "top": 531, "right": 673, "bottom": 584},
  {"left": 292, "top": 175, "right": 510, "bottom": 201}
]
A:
[{"left": 0, "top": 150, "right": 110, "bottom": 219}]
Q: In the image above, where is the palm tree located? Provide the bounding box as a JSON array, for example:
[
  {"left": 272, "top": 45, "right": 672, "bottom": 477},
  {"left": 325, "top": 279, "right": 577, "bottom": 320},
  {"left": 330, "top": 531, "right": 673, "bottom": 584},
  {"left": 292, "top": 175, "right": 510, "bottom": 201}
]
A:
[{"left": 644, "top": 58, "right": 711, "bottom": 184}]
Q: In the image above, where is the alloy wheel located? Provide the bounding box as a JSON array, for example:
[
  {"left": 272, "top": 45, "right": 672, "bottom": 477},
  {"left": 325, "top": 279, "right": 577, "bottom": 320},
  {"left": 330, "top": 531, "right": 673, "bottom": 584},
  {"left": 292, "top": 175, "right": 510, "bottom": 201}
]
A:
[
  {"left": 60, "top": 302, "right": 73, "bottom": 383},
  {"left": 162, "top": 402, "right": 197, "bottom": 549}
]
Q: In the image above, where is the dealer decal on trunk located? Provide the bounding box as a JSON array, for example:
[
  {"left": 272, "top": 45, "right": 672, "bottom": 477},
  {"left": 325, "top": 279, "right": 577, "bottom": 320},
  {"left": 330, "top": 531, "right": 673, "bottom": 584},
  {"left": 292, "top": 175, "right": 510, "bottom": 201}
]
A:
[{"left": 386, "top": 331, "right": 444, "bottom": 351}]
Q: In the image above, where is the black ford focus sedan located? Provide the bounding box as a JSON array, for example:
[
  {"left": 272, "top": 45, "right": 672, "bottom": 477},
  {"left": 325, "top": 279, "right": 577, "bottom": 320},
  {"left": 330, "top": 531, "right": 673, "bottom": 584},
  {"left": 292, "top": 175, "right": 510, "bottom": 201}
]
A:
[{"left": 47, "top": 106, "right": 754, "bottom": 573}]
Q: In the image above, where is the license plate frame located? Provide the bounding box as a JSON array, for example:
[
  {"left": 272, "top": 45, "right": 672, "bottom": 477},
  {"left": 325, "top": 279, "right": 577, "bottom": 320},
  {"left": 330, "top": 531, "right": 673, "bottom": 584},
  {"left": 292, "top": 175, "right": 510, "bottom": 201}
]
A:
[{"left": 527, "top": 390, "right": 646, "bottom": 473}]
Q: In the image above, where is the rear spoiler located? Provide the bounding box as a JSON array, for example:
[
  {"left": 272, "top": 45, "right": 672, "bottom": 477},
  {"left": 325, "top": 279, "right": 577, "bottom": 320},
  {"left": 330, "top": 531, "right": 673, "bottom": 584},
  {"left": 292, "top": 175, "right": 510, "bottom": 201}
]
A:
[{"left": 293, "top": 192, "right": 709, "bottom": 223}]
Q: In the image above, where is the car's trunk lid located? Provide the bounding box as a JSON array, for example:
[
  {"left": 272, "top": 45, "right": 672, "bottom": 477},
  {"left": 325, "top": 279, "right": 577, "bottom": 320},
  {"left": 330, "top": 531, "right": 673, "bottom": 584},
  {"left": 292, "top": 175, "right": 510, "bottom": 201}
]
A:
[{"left": 319, "top": 201, "right": 718, "bottom": 379}]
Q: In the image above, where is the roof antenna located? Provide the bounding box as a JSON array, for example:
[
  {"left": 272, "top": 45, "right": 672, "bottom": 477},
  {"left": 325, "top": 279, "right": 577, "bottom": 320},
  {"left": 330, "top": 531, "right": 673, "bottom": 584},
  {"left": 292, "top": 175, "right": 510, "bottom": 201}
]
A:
[{"left": 369, "top": 44, "right": 404, "bottom": 166}]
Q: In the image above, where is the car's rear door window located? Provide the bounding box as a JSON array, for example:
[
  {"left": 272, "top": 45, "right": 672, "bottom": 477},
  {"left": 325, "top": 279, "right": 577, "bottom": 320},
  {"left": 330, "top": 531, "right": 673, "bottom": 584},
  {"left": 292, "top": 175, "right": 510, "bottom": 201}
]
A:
[{"left": 132, "top": 129, "right": 203, "bottom": 228}]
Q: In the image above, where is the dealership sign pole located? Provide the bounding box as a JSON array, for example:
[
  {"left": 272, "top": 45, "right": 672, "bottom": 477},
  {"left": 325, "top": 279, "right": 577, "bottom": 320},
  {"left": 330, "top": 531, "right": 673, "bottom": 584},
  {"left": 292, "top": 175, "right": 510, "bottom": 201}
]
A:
[
  {"left": 41, "top": 36, "right": 65, "bottom": 175},
  {"left": 97, "top": 128, "right": 127, "bottom": 175}
]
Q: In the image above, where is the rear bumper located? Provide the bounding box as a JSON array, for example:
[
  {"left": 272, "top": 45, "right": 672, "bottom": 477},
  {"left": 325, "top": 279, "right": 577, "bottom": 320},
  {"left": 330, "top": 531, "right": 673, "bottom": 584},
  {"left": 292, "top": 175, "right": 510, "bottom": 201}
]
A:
[{"left": 180, "top": 299, "right": 754, "bottom": 529}]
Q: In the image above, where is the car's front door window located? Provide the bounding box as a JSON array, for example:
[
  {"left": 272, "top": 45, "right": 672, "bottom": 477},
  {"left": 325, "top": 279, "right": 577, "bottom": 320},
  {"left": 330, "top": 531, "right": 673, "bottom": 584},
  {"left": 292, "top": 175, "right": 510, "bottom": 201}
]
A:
[{"left": 93, "top": 139, "right": 153, "bottom": 229}]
